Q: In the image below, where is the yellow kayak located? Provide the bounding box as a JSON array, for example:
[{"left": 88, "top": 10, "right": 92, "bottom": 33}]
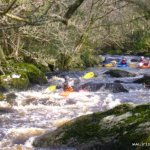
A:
[
  {"left": 48, "top": 85, "right": 56, "bottom": 92},
  {"left": 82, "top": 72, "right": 95, "bottom": 79},
  {"left": 104, "top": 63, "right": 113, "bottom": 67},
  {"left": 129, "top": 62, "right": 137, "bottom": 68}
]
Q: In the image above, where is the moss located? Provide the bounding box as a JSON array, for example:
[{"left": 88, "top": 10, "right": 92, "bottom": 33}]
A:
[
  {"left": 35, "top": 62, "right": 50, "bottom": 73},
  {"left": 0, "top": 73, "right": 29, "bottom": 90},
  {"left": 14, "top": 63, "right": 47, "bottom": 84},
  {"left": 102, "top": 103, "right": 133, "bottom": 116},
  {"left": 33, "top": 103, "right": 150, "bottom": 149},
  {"left": 0, "top": 62, "right": 47, "bottom": 90}
]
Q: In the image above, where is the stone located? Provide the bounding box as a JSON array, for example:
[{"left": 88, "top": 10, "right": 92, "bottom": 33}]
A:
[
  {"left": 33, "top": 103, "right": 150, "bottom": 149},
  {"left": 77, "top": 82, "right": 128, "bottom": 93},
  {"left": 104, "top": 69, "right": 136, "bottom": 78}
]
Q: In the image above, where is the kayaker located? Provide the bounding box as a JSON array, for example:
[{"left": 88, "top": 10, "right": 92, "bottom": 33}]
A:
[
  {"left": 63, "top": 76, "right": 74, "bottom": 92},
  {"left": 139, "top": 56, "right": 149, "bottom": 66},
  {"left": 120, "top": 57, "right": 127, "bottom": 65}
]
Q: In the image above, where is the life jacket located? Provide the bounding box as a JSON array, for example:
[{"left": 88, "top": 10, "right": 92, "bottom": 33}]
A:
[
  {"left": 64, "top": 85, "right": 74, "bottom": 92},
  {"left": 121, "top": 59, "right": 126, "bottom": 64},
  {"left": 140, "top": 59, "right": 148, "bottom": 66}
]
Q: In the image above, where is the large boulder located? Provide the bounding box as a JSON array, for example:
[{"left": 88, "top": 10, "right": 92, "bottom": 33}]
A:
[
  {"left": 14, "top": 63, "right": 47, "bottom": 84},
  {"left": 76, "top": 82, "right": 128, "bottom": 93},
  {"left": 33, "top": 103, "right": 150, "bottom": 150},
  {"left": 134, "top": 75, "right": 150, "bottom": 88},
  {"left": 104, "top": 69, "right": 135, "bottom": 78},
  {"left": 0, "top": 73, "right": 29, "bottom": 90}
]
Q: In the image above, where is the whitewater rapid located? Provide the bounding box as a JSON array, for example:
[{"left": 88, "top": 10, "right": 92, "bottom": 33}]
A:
[{"left": 0, "top": 61, "right": 150, "bottom": 149}]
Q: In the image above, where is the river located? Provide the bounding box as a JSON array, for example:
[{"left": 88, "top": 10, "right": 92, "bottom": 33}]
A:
[{"left": 0, "top": 55, "right": 150, "bottom": 150}]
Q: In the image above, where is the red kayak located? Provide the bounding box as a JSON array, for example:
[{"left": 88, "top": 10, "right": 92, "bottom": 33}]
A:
[{"left": 139, "top": 65, "right": 150, "bottom": 69}]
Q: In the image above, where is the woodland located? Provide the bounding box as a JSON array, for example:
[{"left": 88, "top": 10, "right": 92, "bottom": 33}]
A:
[{"left": 0, "top": 0, "right": 150, "bottom": 72}]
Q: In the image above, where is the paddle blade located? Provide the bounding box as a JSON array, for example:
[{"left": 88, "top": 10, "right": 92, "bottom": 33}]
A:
[
  {"left": 82, "top": 72, "right": 94, "bottom": 79},
  {"left": 48, "top": 85, "right": 56, "bottom": 92}
]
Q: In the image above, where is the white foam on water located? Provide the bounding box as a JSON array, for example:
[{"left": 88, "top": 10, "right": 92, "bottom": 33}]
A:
[
  {"left": 0, "top": 101, "right": 11, "bottom": 108},
  {"left": 0, "top": 79, "right": 149, "bottom": 149}
]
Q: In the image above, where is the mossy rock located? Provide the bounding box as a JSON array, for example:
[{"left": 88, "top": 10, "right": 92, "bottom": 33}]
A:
[
  {"left": 78, "top": 82, "right": 128, "bottom": 93},
  {"left": 0, "top": 73, "right": 29, "bottom": 90},
  {"left": 36, "top": 62, "right": 50, "bottom": 73},
  {"left": 14, "top": 63, "right": 47, "bottom": 84},
  {"left": 134, "top": 75, "right": 150, "bottom": 87},
  {"left": 33, "top": 103, "right": 150, "bottom": 150},
  {"left": 104, "top": 69, "right": 136, "bottom": 78},
  {"left": 5, "top": 92, "right": 17, "bottom": 104}
]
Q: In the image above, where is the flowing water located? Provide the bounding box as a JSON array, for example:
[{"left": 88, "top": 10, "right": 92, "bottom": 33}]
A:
[{"left": 0, "top": 55, "right": 150, "bottom": 150}]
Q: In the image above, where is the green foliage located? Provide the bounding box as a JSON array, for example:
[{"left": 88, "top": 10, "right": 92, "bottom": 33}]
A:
[
  {"left": 80, "top": 37, "right": 100, "bottom": 68},
  {"left": 1, "top": 0, "right": 150, "bottom": 71},
  {"left": 80, "top": 49, "right": 100, "bottom": 68},
  {"left": 123, "top": 30, "right": 150, "bottom": 55}
]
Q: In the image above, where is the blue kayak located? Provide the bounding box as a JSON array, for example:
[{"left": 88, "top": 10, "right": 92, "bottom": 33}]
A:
[{"left": 117, "top": 64, "right": 128, "bottom": 67}]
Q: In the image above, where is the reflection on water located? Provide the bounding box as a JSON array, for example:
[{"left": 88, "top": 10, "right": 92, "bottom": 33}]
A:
[{"left": 0, "top": 55, "right": 150, "bottom": 150}]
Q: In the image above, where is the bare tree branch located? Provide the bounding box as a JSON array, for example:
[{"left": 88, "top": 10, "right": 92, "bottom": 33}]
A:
[
  {"left": 64, "top": 0, "right": 86, "bottom": 20},
  {"left": 0, "top": 0, "right": 18, "bottom": 15}
]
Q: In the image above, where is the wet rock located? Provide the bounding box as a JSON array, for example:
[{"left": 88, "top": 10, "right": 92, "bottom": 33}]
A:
[
  {"left": 0, "top": 107, "right": 14, "bottom": 113},
  {"left": 114, "top": 80, "right": 125, "bottom": 83},
  {"left": 0, "top": 101, "right": 14, "bottom": 113},
  {"left": 114, "top": 80, "right": 132, "bottom": 84},
  {"left": 77, "top": 82, "right": 128, "bottom": 93},
  {"left": 23, "top": 97, "right": 37, "bottom": 105},
  {"left": 134, "top": 75, "right": 150, "bottom": 88},
  {"left": 66, "top": 99, "right": 76, "bottom": 105},
  {"left": 104, "top": 69, "right": 135, "bottom": 77},
  {"left": 33, "top": 103, "right": 150, "bottom": 149},
  {"left": 6, "top": 93, "right": 17, "bottom": 102}
]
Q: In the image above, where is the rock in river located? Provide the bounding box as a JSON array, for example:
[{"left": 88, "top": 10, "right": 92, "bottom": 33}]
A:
[
  {"left": 77, "top": 82, "right": 128, "bottom": 93},
  {"left": 33, "top": 103, "right": 150, "bottom": 150},
  {"left": 104, "top": 69, "right": 136, "bottom": 78}
]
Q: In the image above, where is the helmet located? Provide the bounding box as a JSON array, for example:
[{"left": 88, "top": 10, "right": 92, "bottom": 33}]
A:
[{"left": 122, "top": 57, "right": 125, "bottom": 60}]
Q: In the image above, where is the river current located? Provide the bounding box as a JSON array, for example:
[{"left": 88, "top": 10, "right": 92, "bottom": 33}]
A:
[{"left": 0, "top": 55, "right": 150, "bottom": 150}]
